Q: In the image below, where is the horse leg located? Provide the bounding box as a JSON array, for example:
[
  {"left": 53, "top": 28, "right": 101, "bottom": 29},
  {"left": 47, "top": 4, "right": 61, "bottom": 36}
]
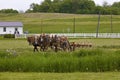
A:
[
  {"left": 43, "top": 46, "right": 45, "bottom": 51},
  {"left": 36, "top": 46, "right": 39, "bottom": 52},
  {"left": 73, "top": 45, "right": 75, "bottom": 51},
  {"left": 55, "top": 45, "right": 58, "bottom": 52},
  {"left": 41, "top": 45, "right": 45, "bottom": 51},
  {"left": 40, "top": 43, "right": 44, "bottom": 51},
  {"left": 40, "top": 46, "right": 43, "bottom": 51},
  {"left": 33, "top": 46, "right": 36, "bottom": 52},
  {"left": 33, "top": 48, "right": 35, "bottom": 52},
  {"left": 34, "top": 45, "right": 38, "bottom": 52}
]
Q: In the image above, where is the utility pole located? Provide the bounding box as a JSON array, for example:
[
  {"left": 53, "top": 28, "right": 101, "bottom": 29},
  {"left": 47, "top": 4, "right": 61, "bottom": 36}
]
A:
[
  {"left": 96, "top": 12, "right": 101, "bottom": 38},
  {"left": 41, "top": 20, "right": 43, "bottom": 33},
  {"left": 110, "top": 13, "right": 113, "bottom": 33},
  {"left": 73, "top": 17, "right": 75, "bottom": 33}
]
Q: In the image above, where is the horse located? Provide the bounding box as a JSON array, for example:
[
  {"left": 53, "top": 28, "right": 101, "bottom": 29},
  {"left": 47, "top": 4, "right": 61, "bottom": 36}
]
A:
[
  {"left": 27, "top": 34, "right": 72, "bottom": 52},
  {"left": 27, "top": 36, "right": 34, "bottom": 45},
  {"left": 50, "top": 35, "right": 60, "bottom": 52},
  {"left": 27, "top": 36, "right": 39, "bottom": 52},
  {"left": 50, "top": 35, "right": 71, "bottom": 52},
  {"left": 60, "top": 36, "right": 71, "bottom": 51},
  {"left": 38, "top": 34, "right": 51, "bottom": 51}
]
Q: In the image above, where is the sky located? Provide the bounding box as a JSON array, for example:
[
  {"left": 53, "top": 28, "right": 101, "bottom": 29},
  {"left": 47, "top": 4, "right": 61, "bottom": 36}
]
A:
[{"left": 0, "top": 0, "right": 120, "bottom": 12}]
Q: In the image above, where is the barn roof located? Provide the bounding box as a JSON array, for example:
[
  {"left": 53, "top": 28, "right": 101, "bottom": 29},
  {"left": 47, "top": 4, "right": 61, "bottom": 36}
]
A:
[{"left": 0, "top": 22, "right": 23, "bottom": 27}]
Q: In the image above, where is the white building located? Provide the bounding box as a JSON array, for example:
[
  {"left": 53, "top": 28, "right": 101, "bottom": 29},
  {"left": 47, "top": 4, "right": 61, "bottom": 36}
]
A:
[{"left": 0, "top": 22, "right": 23, "bottom": 34}]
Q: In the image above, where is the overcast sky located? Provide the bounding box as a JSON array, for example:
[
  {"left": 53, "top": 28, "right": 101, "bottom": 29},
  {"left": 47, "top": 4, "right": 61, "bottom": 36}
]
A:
[{"left": 0, "top": 0, "right": 120, "bottom": 12}]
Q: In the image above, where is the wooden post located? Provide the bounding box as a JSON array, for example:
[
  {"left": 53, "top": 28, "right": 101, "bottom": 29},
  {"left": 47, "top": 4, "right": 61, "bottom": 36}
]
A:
[
  {"left": 41, "top": 20, "right": 43, "bottom": 33},
  {"left": 110, "top": 13, "right": 113, "bottom": 33},
  {"left": 96, "top": 12, "right": 101, "bottom": 38},
  {"left": 73, "top": 17, "right": 75, "bottom": 33}
]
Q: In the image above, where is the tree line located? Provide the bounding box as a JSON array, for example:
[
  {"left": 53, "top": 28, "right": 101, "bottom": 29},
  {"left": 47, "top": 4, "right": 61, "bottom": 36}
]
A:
[
  {"left": 0, "top": 0, "right": 120, "bottom": 15},
  {"left": 26, "top": 0, "right": 120, "bottom": 15},
  {"left": 0, "top": 9, "right": 18, "bottom": 13}
]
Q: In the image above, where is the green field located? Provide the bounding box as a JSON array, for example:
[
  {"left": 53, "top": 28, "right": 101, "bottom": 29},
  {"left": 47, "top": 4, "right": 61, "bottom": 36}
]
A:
[
  {"left": 0, "top": 13, "right": 120, "bottom": 33},
  {"left": 0, "top": 38, "right": 119, "bottom": 50},
  {"left": 0, "top": 39, "right": 120, "bottom": 72},
  {"left": 0, "top": 72, "right": 120, "bottom": 80},
  {"left": 0, "top": 13, "right": 120, "bottom": 79}
]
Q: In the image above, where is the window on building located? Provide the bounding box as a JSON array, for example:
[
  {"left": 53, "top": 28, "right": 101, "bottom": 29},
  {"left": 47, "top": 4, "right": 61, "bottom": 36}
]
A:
[
  {"left": 3, "top": 27, "right": 6, "bottom": 32},
  {"left": 15, "top": 28, "right": 18, "bottom": 31}
]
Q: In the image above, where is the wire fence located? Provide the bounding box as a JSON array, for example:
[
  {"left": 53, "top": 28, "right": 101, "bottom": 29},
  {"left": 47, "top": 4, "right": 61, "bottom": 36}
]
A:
[{"left": 15, "top": 33, "right": 120, "bottom": 39}]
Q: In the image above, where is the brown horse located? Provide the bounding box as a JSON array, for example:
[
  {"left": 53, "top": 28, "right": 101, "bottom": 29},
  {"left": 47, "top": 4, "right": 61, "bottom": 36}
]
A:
[
  {"left": 50, "top": 35, "right": 71, "bottom": 52},
  {"left": 27, "top": 36, "right": 39, "bottom": 52},
  {"left": 60, "top": 36, "right": 71, "bottom": 51},
  {"left": 38, "top": 34, "right": 51, "bottom": 51},
  {"left": 27, "top": 36, "right": 34, "bottom": 45},
  {"left": 49, "top": 35, "right": 65, "bottom": 52},
  {"left": 27, "top": 34, "right": 72, "bottom": 52}
]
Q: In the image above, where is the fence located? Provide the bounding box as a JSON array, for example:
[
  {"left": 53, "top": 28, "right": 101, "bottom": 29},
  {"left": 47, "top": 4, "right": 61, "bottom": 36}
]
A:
[{"left": 15, "top": 33, "right": 120, "bottom": 39}]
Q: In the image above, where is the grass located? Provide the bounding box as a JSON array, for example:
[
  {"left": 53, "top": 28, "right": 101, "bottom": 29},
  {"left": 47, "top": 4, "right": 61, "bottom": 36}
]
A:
[
  {"left": 0, "top": 39, "right": 29, "bottom": 49},
  {"left": 0, "top": 39, "right": 120, "bottom": 72},
  {"left": 0, "top": 13, "right": 120, "bottom": 33},
  {"left": 0, "top": 38, "right": 119, "bottom": 49},
  {"left": 0, "top": 72, "right": 120, "bottom": 80},
  {"left": 70, "top": 38, "right": 120, "bottom": 48},
  {"left": 0, "top": 13, "right": 120, "bottom": 78}
]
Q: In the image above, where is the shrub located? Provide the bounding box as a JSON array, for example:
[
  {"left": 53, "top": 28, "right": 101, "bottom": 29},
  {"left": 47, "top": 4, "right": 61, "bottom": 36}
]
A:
[{"left": 4, "top": 34, "right": 15, "bottom": 38}]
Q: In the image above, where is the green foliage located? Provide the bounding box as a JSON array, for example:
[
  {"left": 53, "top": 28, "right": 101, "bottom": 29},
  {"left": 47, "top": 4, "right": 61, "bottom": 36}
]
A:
[
  {"left": 0, "top": 9, "right": 18, "bottom": 13},
  {"left": 4, "top": 34, "right": 15, "bottom": 38},
  {"left": 26, "top": 0, "right": 120, "bottom": 15},
  {"left": 0, "top": 49, "right": 120, "bottom": 72},
  {"left": 112, "top": 2, "right": 120, "bottom": 8},
  {"left": 26, "top": 0, "right": 96, "bottom": 14},
  {"left": 0, "top": 51, "right": 9, "bottom": 58},
  {"left": 73, "top": 49, "right": 103, "bottom": 57},
  {"left": 0, "top": 39, "right": 119, "bottom": 72}
]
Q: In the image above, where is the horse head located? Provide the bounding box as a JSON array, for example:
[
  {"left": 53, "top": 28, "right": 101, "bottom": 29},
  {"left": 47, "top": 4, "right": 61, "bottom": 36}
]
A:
[{"left": 27, "top": 36, "right": 35, "bottom": 45}]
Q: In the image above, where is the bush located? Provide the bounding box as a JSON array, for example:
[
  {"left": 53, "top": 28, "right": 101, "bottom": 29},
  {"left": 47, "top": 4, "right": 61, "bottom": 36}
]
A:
[{"left": 4, "top": 34, "right": 15, "bottom": 38}]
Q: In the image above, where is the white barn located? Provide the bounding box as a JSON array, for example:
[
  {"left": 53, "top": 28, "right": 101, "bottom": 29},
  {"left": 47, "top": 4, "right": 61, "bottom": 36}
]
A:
[{"left": 0, "top": 22, "right": 23, "bottom": 34}]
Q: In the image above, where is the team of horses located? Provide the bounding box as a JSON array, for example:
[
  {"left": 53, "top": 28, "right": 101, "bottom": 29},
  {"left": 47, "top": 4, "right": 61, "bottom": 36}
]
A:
[
  {"left": 27, "top": 34, "right": 92, "bottom": 52},
  {"left": 27, "top": 34, "right": 74, "bottom": 52}
]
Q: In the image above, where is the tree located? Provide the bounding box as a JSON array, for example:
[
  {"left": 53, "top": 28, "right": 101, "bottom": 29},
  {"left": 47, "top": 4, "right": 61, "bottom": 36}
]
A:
[
  {"left": 76, "top": 0, "right": 95, "bottom": 14},
  {"left": 102, "top": 1, "right": 110, "bottom": 7},
  {"left": 111, "top": 2, "right": 120, "bottom": 15},
  {"left": 26, "top": 0, "right": 120, "bottom": 15},
  {"left": 29, "top": 3, "right": 41, "bottom": 12},
  {"left": 0, "top": 9, "right": 18, "bottom": 13},
  {"left": 39, "top": 2, "right": 51, "bottom": 12},
  {"left": 112, "top": 2, "right": 120, "bottom": 7},
  {"left": 111, "top": 7, "right": 120, "bottom": 15},
  {"left": 51, "top": 1, "right": 61, "bottom": 12},
  {"left": 59, "top": 0, "right": 72, "bottom": 13},
  {"left": 94, "top": 6, "right": 103, "bottom": 14}
]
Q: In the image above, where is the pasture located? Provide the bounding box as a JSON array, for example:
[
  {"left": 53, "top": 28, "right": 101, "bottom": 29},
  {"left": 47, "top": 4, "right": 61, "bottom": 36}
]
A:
[
  {"left": 0, "top": 13, "right": 120, "bottom": 79},
  {"left": 0, "top": 13, "right": 120, "bottom": 33},
  {"left": 0, "top": 38, "right": 120, "bottom": 72},
  {"left": 0, "top": 72, "right": 120, "bottom": 80},
  {"left": 0, "top": 38, "right": 119, "bottom": 51}
]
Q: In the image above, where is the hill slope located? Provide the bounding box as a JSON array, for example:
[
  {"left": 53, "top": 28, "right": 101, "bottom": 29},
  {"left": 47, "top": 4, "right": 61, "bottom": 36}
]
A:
[{"left": 0, "top": 13, "right": 120, "bottom": 33}]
